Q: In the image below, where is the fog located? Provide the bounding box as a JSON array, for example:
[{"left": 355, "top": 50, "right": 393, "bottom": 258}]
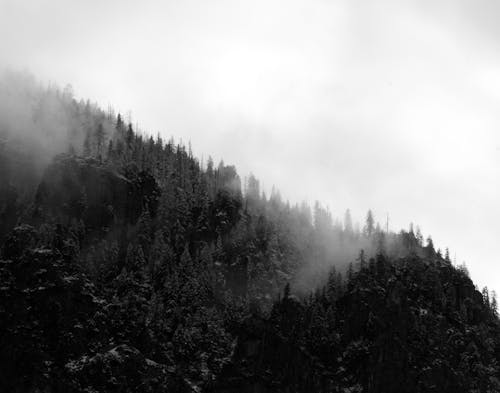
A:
[
  {"left": 0, "top": 70, "right": 118, "bottom": 188},
  {"left": 1, "top": 0, "right": 499, "bottom": 292},
  {"left": 0, "top": 72, "right": 75, "bottom": 163}
]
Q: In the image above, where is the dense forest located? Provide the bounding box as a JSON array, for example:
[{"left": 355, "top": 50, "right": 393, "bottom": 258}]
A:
[{"left": 1, "top": 72, "right": 500, "bottom": 392}]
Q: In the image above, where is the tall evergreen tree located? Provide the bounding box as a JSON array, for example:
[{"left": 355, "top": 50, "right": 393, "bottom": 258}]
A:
[
  {"left": 344, "top": 209, "right": 353, "bottom": 235},
  {"left": 364, "top": 210, "right": 375, "bottom": 237}
]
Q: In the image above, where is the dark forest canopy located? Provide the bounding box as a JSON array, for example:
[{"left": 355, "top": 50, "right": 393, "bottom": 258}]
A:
[{"left": 1, "top": 72, "right": 499, "bottom": 392}]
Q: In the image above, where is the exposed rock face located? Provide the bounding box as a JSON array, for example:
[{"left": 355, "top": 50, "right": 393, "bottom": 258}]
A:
[{"left": 34, "top": 154, "right": 159, "bottom": 230}]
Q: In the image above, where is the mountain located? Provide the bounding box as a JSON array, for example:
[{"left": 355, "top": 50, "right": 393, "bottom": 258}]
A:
[{"left": 1, "top": 73, "right": 499, "bottom": 393}]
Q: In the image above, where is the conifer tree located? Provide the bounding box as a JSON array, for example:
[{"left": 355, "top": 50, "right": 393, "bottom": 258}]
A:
[
  {"left": 425, "top": 236, "right": 435, "bottom": 258},
  {"left": 491, "top": 291, "right": 498, "bottom": 317},
  {"left": 357, "top": 249, "right": 366, "bottom": 270},
  {"left": 83, "top": 130, "right": 91, "bottom": 156},
  {"left": 364, "top": 210, "right": 374, "bottom": 237},
  {"left": 95, "top": 123, "right": 105, "bottom": 159},
  {"left": 283, "top": 282, "right": 291, "bottom": 299},
  {"left": 344, "top": 209, "right": 353, "bottom": 235}
]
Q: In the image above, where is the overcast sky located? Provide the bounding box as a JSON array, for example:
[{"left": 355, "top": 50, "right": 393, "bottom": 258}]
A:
[{"left": 1, "top": 0, "right": 499, "bottom": 292}]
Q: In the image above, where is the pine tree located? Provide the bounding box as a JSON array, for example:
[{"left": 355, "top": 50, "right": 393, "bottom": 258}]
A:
[
  {"left": 126, "top": 123, "right": 134, "bottom": 151},
  {"left": 376, "top": 231, "right": 386, "bottom": 254},
  {"left": 347, "top": 262, "right": 354, "bottom": 282},
  {"left": 482, "top": 286, "right": 490, "bottom": 308},
  {"left": 344, "top": 209, "right": 353, "bottom": 235},
  {"left": 107, "top": 140, "right": 114, "bottom": 162},
  {"left": 364, "top": 210, "right": 374, "bottom": 237},
  {"left": 326, "top": 266, "right": 338, "bottom": 302},
  {"left": 180, "top": 244, "right": 194, "bottom": 274},
  {"left": 83, "top": 130, "right": 91, "bottom": 156},
  {"left": 425, "top": 236, "right": 435, "bottom": 258},
  {"left": 416, "top": 226, "right": 423, "bottom": 246},
  {"left": 95, "top": 123, "right": 105, "bottom": 160},
  {"left": 491, "top": 291, "right": 498, "bottom": 317},
  {"left": 116, "top": 113, "right": 124, "bottom": 137},
  {"left": 284, "top": 282, "right": 291, "bottom": 299},
  {"left": 357, "top": 249, "right": 366, "bottom": 270}
]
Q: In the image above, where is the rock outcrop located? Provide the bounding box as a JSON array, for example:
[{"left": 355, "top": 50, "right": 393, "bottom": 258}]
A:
[{"left": 34, "top": 154, "right": 159, "bottom": 230}]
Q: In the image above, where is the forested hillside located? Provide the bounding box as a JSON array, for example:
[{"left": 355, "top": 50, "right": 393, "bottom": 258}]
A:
[{"left": 1, "top": 73, "right": 499, "bottom": 392}]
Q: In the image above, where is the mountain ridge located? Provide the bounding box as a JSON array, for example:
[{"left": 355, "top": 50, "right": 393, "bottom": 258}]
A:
[{"left": 1, "top": 76, "right": 499, "bottom": 392}]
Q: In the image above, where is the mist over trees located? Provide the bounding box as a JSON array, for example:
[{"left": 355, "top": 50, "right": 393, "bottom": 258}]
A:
[
  {"left": 1, "top": 72, "right": 499, "bottom": 392},
  {"left": 0, "top": 71, "right": 430, "bottom": 294}
]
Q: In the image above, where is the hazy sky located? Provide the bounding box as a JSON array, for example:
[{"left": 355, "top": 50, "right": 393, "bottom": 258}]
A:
[{"left": 1, "top": 0, "right": 499, "bottom": 292}]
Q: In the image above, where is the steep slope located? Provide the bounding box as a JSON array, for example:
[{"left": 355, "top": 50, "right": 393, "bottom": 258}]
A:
[
  {"left": 213, "top": 254, "right": 500, "bottom": 392},
  {"left": 0, "top": 77, "right": 499, "bottom": 392}
]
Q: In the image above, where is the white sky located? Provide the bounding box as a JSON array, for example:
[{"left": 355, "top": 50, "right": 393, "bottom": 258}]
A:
[{"left": 1, "top": 0, "right": 499, "bottom": 292}]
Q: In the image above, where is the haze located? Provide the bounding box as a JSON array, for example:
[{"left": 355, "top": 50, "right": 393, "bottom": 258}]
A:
[{"left": 1, "top": 0, "right": 499, "bottom": 292}]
